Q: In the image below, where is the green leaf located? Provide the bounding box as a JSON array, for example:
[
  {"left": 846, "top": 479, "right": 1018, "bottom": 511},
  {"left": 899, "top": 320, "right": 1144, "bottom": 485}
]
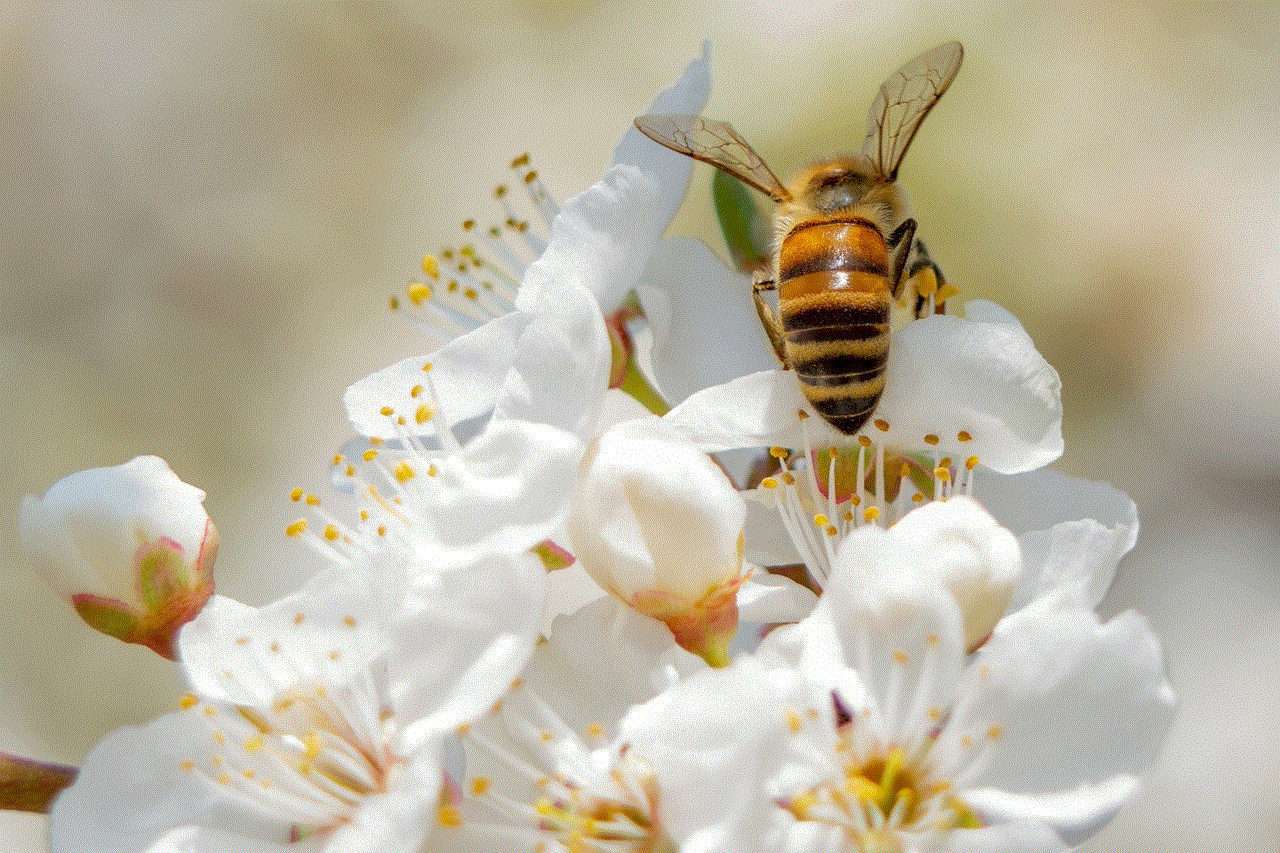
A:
[{"left": 712, "top": 169, "right": 771, "bottom": 273}]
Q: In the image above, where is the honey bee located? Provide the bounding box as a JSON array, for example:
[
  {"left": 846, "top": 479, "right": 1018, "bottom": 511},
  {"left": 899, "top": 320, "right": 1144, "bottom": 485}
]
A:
[{"left": 634, "top": 41, "right": 963, "bottom": 435}]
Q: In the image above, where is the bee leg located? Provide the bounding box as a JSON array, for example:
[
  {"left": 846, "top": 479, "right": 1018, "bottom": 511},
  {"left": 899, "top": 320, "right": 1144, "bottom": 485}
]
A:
[
  {"left": 886, "top": 218, "right": 918, "bottom": 301},
  {"left": 907, "top": 238, "right": 949, "bottom": 318},
  {"left": 752, "top": 274, "right": 790, "bottom": 367}
]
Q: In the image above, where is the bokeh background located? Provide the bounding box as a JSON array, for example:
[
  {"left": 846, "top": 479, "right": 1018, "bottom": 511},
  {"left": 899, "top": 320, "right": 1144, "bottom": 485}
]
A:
[{"left": 2, "top": 3, "right": 1277, "bottom": 850}]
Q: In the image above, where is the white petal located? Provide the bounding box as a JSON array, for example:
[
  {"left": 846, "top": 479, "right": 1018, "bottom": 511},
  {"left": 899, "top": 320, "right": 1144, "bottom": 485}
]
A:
[
  {"left": 179, "top": 561, "right": 389, "bottom": 707},
  {"left": 49, "top": 712, "right": 287, "bottom": 853},
  {"left": 818, "top": 529, "right": 966, "bottom": 736},
  {"left": 665, "top": 369, "right": 815, "bottom": 451},
  {"left": 979, "top": 468, "right": 1138, "bottom": 612},
  {"left": 611, "top": 42, "right": 711, "bottom": 231},
  {"left": 344, "top": 310, "right": 530, "bottom": 439},
  {"left": 621, "top": 656, "right": 800, "bottom": 853},
  {"left": 875, "top": 312, "right": 1063, "bottom": 473},
  {"left": 402, "top": 419, "right": 583, "bottom": 565},
  {"left": 516, "top": 164, "right": 664, "bottom": 313},
  {"left": 391, "top": 550, "right": 546, "bottom": 752},
  {"left": 640, "top": 237, "right": 779, "bottom": 405},
  {"left": 735, "top": 570, "right": 819, "bottom": 625},
  {"left": 942, "top": 607, "right": 1175, "bottom": 838},
  {"left": 495, "top": 276, "right": 610, "bottom": 442},
  {"left": 520, "top": 595, "right": 704, "bottom": 737},
  {"left": 935, "top": 819, "right": 1070, "bottom": 853}
]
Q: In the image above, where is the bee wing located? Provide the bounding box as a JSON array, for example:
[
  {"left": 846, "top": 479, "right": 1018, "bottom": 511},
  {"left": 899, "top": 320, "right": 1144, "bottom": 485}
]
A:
[
  {"left": 861, "top": 41, "right": 963, "bottom": 182},
  {"left": 634, "top": 114, "right": 793, "bottom": 202}
]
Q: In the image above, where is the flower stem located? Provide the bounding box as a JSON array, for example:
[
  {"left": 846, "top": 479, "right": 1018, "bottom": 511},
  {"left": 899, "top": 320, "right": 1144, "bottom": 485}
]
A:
[{"left": 0, "top": 751, "right": 78, "bottom": 813}]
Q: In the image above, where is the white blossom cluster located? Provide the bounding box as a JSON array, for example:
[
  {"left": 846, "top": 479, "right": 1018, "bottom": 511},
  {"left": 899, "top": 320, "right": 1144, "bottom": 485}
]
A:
[{"left": 18, "top": 47, "right": 1174, "bottom": 853}]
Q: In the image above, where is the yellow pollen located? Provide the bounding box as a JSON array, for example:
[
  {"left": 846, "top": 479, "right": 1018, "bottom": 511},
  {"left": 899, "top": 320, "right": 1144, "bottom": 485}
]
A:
[
  {"left": 463, "top": 287, "right": 478, "bottom": 300},
  {"left": 407, "top": 282, "right": 432, "bottom": 305},
  {"left": 235, "top": 636, "right": 250, "bottom": 646},
  {"left": 927, "top": 633, "right": 939, "bottom": 645},
  {"left": 217, "top": 773, "right": 231, "bottom": 785},
  {"left": 470, "top": 776, "right": 490, "bottom": 795},
  {"left": 761, "top": 477, "right": 778, "bottom": 489},
  {"left": 290, "top": 487, "right": 304, "bottom": 502},
  {"left": 244, "top": 735, "right": 263, "bottom": 753},
  {"left": 363, "top": 449, "right": 378, "bottom": 462},
  {"left": 427, "top": 463, "right": 439, "bottom": 477},
  {"left": 893, "top": 650, "right": 908, "bottom": 664},
  {"left": 826, "top": 525, "right": 838, "bottom": 536},
  {"left": 858, "top": 435, "right": 873, "bottom": 447},
  {"left": 924, "top": 433, "right": 940, "bottom": 446},
  {"left": 940, "top": 456, "right": 952, "bottom": 468},
  {"left": 410, "top": 384, "right": 424, "bottom": 398},
  {"left": 394, "top": 461, "right": 415, "bottom": 483},
  {"left": 913, "top": 492, "right": 925, "bottom": 502},
  {"left": 957, "top": 430, "right": 972, "bottom": 442},
  {"left": 797, "top": 409, "right": 809, "bottom": 420},
  {"left": 180, "top": 693, "right": 198, "bottom": 709},
  {"left": 421, "top": 255, "right": 440, "bottom": 279},
  {"left": 179, "top": 760, "right": 194, "bottom": 771},
  {"left": 987, "top": 725, "right": 1003, "bottom": 740},
  {"left": 285, "top": 520, "right": 306, "bottom": 537},
  {"left": 379, "top": 406, "right": 394, "bottom": 417},
  {"left": 323, "top": 524, "right": 339, "bottom": 541},
  {"left": 461, "top": 218, "right": 475, "bottom": 231},
  {"left": 415, "top": 404, "right": 433, "bottom": 425},
  {"left": 864, "top": 505, "right": 881, "bottom": 522},
  {"left": 437, "top": 805, "right": 462, "bottom": 827},
  {"left": 344, "top": 616, "right": 357, "bottom": 628},
  {"left": 421, "top": 361, "right": 433, "bottom": 372},
  {"left": 786, "top": 709, "right": 803, "bottom": 733},
  {"left": 293, "top": 613, "right": 305, "bottom": 626},
  {"left": 781, "top": 472, "right": 795, "bottom": 486},
  {"left": 333, "top": 453, "right": 345, "bottom": 465},
  {"left": 935, "top": 467, "right": 951, "bottom": 482},
  {"left": 874, "top": 418, "right": 890, "bottom": 431},
  {"left": 376, "top": 524, "right": 388, "bottom": 536},
  {"left": 966, "top": 455, "right": 979, "bottom": 470},
  {"left": 814, "top": 513, "right": 830, "bottom": 527},
  {"left": 586, "top": 723, "right": 604, "bottom": 739},
  {"left": 270, "top": 641, "right": 281, "bottom": 653},
  {"left": 769, "top": 446, "right": 789, "bottom": 459},
  {"left": 305, "top": 494, "right": 320, "bottom": 506},
  {"left": 328, "top": 649, "right": 342, "bottom": 662},
  {"left": 524, "top": 169, "right": 538, "bottom": 184},
  {"left": 493, "top": 184, "right": 508, "bottom": 198},
  {"left": 370, "top": 437, "right": 384, "bottom": 446},
  {"left": 843, "top": 510, "right": 854, "bottom": 521},
  {"left": 345, "top": 464, "right": 355, "bottom": 477},
  {"left": 511, "top": 153, "right": 530, "bottom": 168},
  {"left": 539, "top": 730, "right": 553, "bottom": 743}
]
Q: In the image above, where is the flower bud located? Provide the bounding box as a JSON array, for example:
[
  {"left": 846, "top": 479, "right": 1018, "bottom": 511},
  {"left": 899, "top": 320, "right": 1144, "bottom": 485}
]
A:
[
  {"left": 19, "top": 456, "right": 217, "bottom": 659},
  {"left": 567, "top": 417, "right": 745, "bottom": 666},
  {"left": 890, "top": 496, "right": 1021, "bottom": 651}
]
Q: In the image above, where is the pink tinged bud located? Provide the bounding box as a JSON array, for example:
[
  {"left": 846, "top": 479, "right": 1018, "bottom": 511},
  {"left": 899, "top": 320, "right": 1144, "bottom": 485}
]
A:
[
  {"left": 19, "top": 456, "right": 218, "bottom": 659},
  {"left": 568, "top": 417, "right": 746, "bottom": 665}
]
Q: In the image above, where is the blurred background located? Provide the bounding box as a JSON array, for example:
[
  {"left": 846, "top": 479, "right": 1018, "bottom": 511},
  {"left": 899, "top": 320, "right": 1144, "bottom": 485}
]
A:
[{"left": 1, "top": 3, "right": 1276, "bottom": 850}]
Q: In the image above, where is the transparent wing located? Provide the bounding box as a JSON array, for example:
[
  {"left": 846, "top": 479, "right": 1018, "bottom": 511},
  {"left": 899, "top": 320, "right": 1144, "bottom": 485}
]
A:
[
  {"left": 634, "top": 114, "right": 792, "bottom": 202},
  {"left": 861, "top": 41, "right": 963, "bottom": 182}
]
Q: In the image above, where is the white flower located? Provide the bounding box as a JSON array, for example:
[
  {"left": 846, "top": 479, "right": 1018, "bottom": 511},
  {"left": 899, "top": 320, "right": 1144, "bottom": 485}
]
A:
[
  {"left": 743, "top": 506, "right": 1175, "bottom": 853},
  {"left": 432, "top": 596, "right": 706, "bottom": 853},
  {"left": 50, "top": 537, "right": 547, "bottom": 853},
  {"left": 19, "top": 455, "right": 217, "bottom": 658},
  {"left": 567, "top": 416, "right": 746, "bottom": 665},
  {"left": 344, "top": 46, "right": 712, "bottom": 446}
]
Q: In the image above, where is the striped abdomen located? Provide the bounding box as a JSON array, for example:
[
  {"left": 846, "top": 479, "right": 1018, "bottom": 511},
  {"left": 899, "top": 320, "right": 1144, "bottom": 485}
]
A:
[{"left": 777, "top": 217, "right": 891, "bottom": 435}]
